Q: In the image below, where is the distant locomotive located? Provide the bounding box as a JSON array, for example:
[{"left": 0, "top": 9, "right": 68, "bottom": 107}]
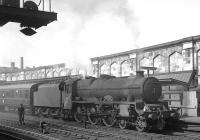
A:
[{"left": 0, "top": 72, "right": 179, "bottom": 132}]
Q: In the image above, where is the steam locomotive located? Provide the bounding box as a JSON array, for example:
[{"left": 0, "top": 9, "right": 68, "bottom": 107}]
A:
[{"left": 0, "top": 71, "right": 179, "bottom": 132}]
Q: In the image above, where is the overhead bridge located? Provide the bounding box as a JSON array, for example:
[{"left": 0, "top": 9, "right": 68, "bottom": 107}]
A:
[{"left": 0, "top": 5, "right": 57, "bottom": 28}]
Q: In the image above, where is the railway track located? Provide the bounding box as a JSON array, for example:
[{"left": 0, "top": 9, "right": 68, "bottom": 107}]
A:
[
  {"left": 0, "top": 120, "right": 60, "bottom": 140},
  {"left": 46, "top": 120, "right": 200, "bottom": 140},
  {"left": 0, "top": 112, "right": 200, "bottom": 140},
  {"left": 0, "top": 129, "right": 37, "bottom": 140},
  {"left": 0, "top": 118, "right": 186, "bottom": 140}
]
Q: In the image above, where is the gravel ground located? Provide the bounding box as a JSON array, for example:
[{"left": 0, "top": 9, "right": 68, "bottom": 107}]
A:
[{"left": 0, "top": 112, "right": 200, "bottom": 140}]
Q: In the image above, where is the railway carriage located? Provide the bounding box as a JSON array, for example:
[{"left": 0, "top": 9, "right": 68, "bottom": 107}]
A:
[{"left": 0, "top": 83, "right": 34, "bottom": 113}]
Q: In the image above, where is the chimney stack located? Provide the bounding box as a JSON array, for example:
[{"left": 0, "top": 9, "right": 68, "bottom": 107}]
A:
[
  {"left": 11, "top": 62, "right": 15, "bottom": 69},
  {"left": 20, "top": 57, "right": 24, "bottom": 70}
]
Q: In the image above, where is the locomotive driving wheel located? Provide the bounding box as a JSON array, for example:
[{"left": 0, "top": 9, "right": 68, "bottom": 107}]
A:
[
  {"left": 135, "top": 116, "right": 148, "bottom": 132},
  {"left": 102, "top": 107, "right": 116, "bottom": 127},
  {"left": 88, "top": 106, "right": 100, "bottom": 125},
  {"left": 118, "top": 119, "right": 127, "bottom": 129}
]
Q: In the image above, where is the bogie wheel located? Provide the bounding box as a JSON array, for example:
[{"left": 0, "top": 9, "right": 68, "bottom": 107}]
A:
[
  {"left": 74, "top": 106, "right": 82, "bottom": 123},
  {"left": 88, "top": 106, "right": 100, "bottom": 125},
  {"left": 135, "top": 116, "right": 148, "bottom": 132},
  {"left": 119, "top": 119, "right": 127, "bottom": 129},
  {"left": 102, "top": 108, "right": 116, "bottom": 127}
]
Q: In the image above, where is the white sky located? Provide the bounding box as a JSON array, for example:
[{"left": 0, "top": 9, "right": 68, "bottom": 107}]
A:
[{"left": 1, "top": 0, "right": 200, "bottom": 69}]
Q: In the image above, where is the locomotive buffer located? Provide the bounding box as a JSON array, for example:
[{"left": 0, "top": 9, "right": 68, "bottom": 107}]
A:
[{"left": 0, "top": 0, "right": 57, "bottom": 35}]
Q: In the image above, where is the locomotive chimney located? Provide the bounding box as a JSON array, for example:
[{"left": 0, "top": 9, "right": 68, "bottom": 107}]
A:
[
  {"left": 136, "top": 71, "right": 144, "bottom": 77},
  {"left": 11, "top": 62, "right": 15, "bottom": 69}
]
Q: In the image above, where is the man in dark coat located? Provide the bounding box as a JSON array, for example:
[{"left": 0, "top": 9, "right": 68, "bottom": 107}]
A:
[{"left": 18, "top": 104, "right": 25, "bottom": 125}]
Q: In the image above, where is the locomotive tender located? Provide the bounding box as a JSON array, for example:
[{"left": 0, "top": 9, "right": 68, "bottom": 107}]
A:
[{"left": 0, "top": 71, "right": 179, "bottom": 132}]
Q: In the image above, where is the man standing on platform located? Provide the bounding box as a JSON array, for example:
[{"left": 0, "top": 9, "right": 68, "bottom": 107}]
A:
[{"left": 18, "top": 104, "right": 25, "bottom": 125}]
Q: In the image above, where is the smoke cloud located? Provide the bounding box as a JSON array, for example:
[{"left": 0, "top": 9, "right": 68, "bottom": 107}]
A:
[
  {"left": 58, "top": 0, "right": 139, "bottom": 75},
  {"left": 63, "top": 0, "right": 139, "bottom": 36}
]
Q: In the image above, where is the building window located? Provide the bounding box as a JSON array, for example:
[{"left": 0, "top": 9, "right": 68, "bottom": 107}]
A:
[
  {"left": 154, "top": 55, "right": 168, "bottom": 73},
  {"left": 31, "top": 73, "right": 37, "bottom": 79},
  {"left": 47, "top": 72, "right": 53, "bottom": 78},
  {"left": 100, "top": 64, "right": 110, "bottom": 75},
  {"left": 169, "top": 52, "right": 183, "bottom": 72},
  {"left": 197, "top": 51, "right": 200, "bottom": 84},
  {"left": 53, "top": 71, "right": 59, "bottom": 77},
  {"left": 139, "top": 57, "right": 153, "bottom": 74},
  {"left": 121, "top": 60, "right": 130, "bottom": 76},
  {"left": 38, "top": 71, "right": 45, "bottom": 78},
  {"left": 110, "top": 63, "right": 119, "bottom": 77},
  {"left": 60, "top": 70, "right": 67, "bottom": 76},
  {"left": 182, "top": 49, "right": 192, "bottom": 71}
]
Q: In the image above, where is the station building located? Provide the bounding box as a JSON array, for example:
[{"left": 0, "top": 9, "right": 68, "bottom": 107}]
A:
[{"left": 91, "top": 35, "right": 200, "bottom": 117}]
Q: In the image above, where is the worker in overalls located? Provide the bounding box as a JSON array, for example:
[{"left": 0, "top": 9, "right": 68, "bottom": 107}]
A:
[{"left": 18, "top": 104, "right": 25, "bottom": 125}]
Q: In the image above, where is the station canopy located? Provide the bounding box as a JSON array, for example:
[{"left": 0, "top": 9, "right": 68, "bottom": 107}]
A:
[{"left": 153, "top": 70, "right": 196, "bottom": 87}]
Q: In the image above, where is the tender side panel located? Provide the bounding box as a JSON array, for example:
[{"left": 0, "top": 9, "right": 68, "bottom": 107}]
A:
[{"left": 33, "top": 84, "right": 60, "bottom": 107}]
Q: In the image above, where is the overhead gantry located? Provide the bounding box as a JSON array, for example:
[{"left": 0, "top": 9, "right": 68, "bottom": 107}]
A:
[{"left": 0, "top": 0, "right": 57, "bottom": 35}]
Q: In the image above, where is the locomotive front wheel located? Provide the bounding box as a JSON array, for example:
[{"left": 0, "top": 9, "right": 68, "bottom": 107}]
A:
[
  {"left": 118, "top": 119, "right": 127, "bottom": 129},
  {"left": 88, "top": 107, "right": 100, "bottom": 125},
  {"left": 135, "top": 116, "right": 148, "bottom": 132},
  {"left": 74, "top": 106, "right": 82, "bottom": 123}
]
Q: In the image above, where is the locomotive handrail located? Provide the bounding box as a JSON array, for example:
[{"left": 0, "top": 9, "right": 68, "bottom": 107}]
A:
[
  {"left": 73, "top": 100, "right": 142, "bottom": 105},
  {"left": 77, "top": 87, "right": 141, "bottom": 90},
  {"left": 169, "top": 106, "right": 196, "bottom": 109}
]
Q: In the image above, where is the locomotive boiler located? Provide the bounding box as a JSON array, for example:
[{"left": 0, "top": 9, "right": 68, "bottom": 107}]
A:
[{"left": 76, "top": 71, "right": 161, "bottom": 103}]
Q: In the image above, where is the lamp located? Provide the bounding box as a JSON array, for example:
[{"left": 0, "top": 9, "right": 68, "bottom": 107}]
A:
[{"left": 20, "top": 27, "right": 37, "bottom": 36}]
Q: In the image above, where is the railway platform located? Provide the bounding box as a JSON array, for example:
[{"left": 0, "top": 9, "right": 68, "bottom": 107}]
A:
[
  {"left": 178, "top": 117, "right": 200, "bottom": 133},
  {"left": 180, "top": 116, "right": 200, "bottom": 125}
]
